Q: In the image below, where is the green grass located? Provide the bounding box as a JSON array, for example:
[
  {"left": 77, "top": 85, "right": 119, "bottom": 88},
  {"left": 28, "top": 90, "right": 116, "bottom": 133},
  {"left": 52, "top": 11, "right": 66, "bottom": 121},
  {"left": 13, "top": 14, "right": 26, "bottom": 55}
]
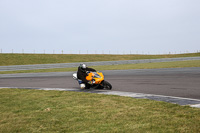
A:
[
  {"left": 0, "top": 53, "right": 199, "bottom": 66},
  {"left": 0, "top": 88, "right": 200, "bottom": 132},
  {"left": 1, "top": 60, "right": 200, "bottom": 74}
]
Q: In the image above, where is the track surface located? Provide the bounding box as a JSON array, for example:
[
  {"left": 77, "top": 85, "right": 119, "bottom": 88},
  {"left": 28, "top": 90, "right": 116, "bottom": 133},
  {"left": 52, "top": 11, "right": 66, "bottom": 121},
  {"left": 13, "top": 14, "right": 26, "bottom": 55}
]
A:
[
  {"left": 1, "top": 67, "right": 200, "bottom": 99},
  {"left": 1, "top": 57, "right": 200, "bottom": 71}
]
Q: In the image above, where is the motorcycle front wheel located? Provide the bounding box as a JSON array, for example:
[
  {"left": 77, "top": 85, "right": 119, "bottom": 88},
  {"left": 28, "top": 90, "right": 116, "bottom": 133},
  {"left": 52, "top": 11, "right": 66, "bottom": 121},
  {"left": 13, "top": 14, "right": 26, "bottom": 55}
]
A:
[{"left": 103, "top": 80, "right": 112, "bottom": 90}]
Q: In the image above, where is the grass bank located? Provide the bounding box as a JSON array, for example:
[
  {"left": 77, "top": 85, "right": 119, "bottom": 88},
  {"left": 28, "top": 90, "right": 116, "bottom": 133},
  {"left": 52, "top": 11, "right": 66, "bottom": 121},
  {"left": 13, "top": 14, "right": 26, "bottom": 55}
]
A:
[
  {"left": 1, "top": 60, "right": 200, "bottom": 74},
  {"left": 0, "top": 88, "right": 200, "bottom": 132},
  {"left": 0, "top": 53, "right": 199, "bottom": 66}
]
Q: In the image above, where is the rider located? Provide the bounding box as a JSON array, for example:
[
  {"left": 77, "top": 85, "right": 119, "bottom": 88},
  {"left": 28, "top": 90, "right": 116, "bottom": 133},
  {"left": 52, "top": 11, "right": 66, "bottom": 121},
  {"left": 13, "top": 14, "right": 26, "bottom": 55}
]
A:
[{"left": 77, "top": 63, "right": 96, "bottom": 89}]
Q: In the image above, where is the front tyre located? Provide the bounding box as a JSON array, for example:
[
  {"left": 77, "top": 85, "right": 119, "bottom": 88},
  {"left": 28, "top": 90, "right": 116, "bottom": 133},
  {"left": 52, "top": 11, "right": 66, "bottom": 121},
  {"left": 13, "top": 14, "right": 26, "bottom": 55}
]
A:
[{"left": 103, "top": 81, "right": 112, "bottom": 90}]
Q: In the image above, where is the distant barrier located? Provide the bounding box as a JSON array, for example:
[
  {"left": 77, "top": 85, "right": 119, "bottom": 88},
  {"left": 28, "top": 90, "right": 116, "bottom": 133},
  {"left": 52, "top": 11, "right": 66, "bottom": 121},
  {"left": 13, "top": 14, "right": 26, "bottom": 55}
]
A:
[{"left": 0, "top": 49, "right": 200, "bottom": 55}]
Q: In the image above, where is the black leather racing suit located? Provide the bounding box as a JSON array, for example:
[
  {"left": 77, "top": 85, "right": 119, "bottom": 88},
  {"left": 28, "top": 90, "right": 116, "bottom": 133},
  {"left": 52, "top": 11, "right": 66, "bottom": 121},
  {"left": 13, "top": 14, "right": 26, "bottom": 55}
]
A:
[{"left": 77, "top": 66, "right": 96, "bottom": 83}]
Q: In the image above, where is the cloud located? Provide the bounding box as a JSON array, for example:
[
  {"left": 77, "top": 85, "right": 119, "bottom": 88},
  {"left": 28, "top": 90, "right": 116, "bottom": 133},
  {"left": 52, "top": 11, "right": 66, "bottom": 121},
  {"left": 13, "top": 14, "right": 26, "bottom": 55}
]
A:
[{"left": 0, "top": 0, "right": 200, "bottom": 54}]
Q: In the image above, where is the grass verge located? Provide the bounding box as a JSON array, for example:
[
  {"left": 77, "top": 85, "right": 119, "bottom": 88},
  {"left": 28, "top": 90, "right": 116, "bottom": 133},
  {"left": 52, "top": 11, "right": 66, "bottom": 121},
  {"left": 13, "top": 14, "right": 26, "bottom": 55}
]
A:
[
  {"left": 1, "top": 60, "right": 200, "bottom": 74},
  {"left": 0, "top": 88, "right": 200, "bottom": 132},
  {"left": 0, "top": 53, "right": 199, "bottom": 66}
]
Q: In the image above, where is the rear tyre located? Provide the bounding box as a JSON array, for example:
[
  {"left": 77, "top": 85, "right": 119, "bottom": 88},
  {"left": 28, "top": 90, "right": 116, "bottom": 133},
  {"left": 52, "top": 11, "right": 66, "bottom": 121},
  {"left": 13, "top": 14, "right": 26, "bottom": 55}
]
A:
[{"left": 103, "top": 81, "right": 112, "bottom": 90}]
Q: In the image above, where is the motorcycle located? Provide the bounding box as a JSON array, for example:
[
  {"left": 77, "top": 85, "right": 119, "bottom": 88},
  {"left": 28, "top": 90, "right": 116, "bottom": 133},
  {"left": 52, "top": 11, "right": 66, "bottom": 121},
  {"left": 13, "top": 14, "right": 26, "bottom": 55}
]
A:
[{"left": 73, "top": 71, "right": 112, "bottom": 90}]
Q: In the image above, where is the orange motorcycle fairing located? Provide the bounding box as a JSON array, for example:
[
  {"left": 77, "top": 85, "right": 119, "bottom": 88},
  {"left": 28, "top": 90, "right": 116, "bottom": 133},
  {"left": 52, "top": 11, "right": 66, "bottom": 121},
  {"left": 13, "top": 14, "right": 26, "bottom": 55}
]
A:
[{"left": 86, "top": 72, "right": 104, "bottom": 84}]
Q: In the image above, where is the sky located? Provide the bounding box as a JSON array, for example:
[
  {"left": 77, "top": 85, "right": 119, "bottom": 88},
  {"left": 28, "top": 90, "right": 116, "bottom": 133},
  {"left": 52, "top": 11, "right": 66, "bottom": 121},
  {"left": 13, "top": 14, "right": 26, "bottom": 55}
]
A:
[{"left": 0, "top": 0, "right": 200, "bottom": 54}]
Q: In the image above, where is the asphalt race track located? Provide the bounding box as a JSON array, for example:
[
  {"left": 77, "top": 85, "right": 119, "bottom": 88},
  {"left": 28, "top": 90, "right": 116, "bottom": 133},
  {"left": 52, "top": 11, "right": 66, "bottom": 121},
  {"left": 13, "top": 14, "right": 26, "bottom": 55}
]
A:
[{"left": 1, "top": 67, "right": 200, "bottom": 100}]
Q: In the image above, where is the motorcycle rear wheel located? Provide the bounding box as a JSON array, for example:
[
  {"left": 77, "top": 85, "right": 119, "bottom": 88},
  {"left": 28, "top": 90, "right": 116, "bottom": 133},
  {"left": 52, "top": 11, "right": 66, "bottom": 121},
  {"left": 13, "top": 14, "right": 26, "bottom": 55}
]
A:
[{"left": 103, "top": 80, "right": 112, "bottom": 90}]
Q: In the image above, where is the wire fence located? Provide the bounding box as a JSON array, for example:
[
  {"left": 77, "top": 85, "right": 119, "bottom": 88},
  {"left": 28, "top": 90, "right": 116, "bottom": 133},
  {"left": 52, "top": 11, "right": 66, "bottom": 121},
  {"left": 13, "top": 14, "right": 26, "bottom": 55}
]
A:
[{"left": 0, "top": 49, "right": 200, "bottom": 55}]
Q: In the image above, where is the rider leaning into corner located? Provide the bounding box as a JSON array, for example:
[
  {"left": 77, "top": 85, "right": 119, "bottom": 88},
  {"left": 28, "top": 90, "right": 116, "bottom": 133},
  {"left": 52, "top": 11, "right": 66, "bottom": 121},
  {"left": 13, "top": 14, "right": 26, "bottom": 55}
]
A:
[{"left": 77, "top": 63, "right": 96, "bottom": 89}]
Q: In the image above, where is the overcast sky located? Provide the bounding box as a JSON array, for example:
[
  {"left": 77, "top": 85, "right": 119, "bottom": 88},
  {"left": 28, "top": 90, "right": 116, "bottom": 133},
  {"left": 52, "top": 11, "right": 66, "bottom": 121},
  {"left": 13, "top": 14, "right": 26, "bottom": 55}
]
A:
[{"left": 0, "top": 0, "right": 200, "bottom": 54}]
